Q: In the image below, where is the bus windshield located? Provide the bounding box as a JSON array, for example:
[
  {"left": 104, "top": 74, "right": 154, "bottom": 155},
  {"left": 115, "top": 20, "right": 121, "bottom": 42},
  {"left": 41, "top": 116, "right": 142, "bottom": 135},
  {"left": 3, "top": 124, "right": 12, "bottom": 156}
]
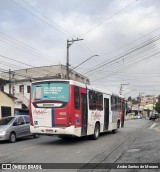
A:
[{"left": 32, "top": 81, "right": 69, "bottom": 102}]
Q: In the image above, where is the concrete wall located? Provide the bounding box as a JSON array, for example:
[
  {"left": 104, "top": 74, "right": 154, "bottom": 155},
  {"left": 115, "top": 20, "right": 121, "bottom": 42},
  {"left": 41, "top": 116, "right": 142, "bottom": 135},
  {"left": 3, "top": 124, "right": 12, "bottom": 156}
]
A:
[
  {"left": 0, "top": 91, "right": 15, "bottom": 119},
  {"left": 1, "top": 65, "right": 90, "bottom": 84},
  {"left": 1, "top": 65, "right": 90, "bottom": 109}
]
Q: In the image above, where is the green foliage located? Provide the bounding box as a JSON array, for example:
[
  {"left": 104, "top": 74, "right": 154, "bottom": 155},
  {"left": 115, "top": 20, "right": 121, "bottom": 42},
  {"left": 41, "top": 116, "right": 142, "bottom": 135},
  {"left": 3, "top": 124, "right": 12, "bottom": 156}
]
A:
[
  {"left": 155, "top": 95, "right": 160, "bottom": 113},
  {"left": 137, "top": 96, "right": 140, "bottom": 101},
  {"left": 128, "top": 96, "right": 132, "bottom": 101}
]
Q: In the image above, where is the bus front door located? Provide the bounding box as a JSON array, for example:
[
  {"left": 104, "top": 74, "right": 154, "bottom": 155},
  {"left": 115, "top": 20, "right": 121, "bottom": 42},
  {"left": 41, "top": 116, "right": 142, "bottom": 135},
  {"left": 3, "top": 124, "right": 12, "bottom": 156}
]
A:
[{"left": 81, "top": 94, "right": 88, "bottom": 136}]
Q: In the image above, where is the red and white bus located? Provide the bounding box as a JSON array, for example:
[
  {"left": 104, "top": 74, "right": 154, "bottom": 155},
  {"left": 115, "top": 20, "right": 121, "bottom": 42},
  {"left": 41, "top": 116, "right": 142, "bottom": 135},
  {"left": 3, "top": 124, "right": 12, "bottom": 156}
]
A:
[{"left": 30, "top": 79, "right": 125, "bottom": 139}]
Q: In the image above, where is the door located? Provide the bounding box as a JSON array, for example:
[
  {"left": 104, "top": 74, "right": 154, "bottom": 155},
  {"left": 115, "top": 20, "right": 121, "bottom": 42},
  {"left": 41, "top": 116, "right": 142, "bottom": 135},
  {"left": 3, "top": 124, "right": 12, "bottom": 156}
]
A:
[
  {"left": 23, "top": 116, "right": 31, "bottom": 136},
  {"left": 16, "top": 116, "right": 26, "bottom": 137},
  {"left": 81, "top": 94, "right": 88, "bottom": 136},
  {"left": 104, "top": 98, "right": 109, "bottom": 130}
]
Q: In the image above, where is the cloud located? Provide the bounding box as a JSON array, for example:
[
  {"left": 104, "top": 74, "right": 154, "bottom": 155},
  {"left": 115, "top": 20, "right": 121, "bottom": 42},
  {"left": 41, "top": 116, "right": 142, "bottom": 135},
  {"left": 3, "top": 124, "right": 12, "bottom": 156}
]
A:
[{"left": 0, "top": 0, "right": 160, "bottom": 97}]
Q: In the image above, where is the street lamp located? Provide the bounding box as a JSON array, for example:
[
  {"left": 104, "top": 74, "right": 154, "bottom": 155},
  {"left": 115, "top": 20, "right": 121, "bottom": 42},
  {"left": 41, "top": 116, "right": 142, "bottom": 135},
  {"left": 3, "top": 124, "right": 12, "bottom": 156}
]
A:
[{"left": 72, "top": 55, "right": 99, "bottom": 70}]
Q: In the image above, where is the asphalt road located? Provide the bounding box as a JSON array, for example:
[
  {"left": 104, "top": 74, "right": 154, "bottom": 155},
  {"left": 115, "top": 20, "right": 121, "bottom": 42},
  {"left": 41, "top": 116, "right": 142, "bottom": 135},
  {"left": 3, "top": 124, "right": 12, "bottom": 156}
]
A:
[{"left": 0, "top": 119, "right": 156, "bottom": 172}]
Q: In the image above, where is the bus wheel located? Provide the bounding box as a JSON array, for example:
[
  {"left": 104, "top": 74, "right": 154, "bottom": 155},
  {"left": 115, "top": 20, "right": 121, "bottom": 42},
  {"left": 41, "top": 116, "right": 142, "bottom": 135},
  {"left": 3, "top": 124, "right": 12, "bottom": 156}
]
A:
[
  {"left": 91, "top": 123, "right": 100, "bottom": 140},
  {"left": 33, "top": 134, "right": 39, "bottom": 138},
  {"left": 112, "top": 129, "right": 118, "bottom": 134}
]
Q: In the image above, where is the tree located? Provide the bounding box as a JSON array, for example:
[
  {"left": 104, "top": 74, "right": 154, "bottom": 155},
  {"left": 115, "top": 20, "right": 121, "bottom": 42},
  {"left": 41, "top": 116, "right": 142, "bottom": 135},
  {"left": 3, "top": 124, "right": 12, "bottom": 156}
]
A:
[
  {"left": 137, "top": 96, "right": 140, "bottom": 101},
  {"left": 155, "top": 95, "right": 160, "bottom": 113},
  {"left": 128, "top": 96, "right": 132, "bottom": 101}
]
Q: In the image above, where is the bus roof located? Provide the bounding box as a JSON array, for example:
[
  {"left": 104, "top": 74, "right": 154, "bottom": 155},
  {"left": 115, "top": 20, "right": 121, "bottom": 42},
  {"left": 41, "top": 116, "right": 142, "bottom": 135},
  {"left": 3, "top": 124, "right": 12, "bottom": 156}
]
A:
[{"left": 32, "top": 79, "right": 122, "bottom": 97}]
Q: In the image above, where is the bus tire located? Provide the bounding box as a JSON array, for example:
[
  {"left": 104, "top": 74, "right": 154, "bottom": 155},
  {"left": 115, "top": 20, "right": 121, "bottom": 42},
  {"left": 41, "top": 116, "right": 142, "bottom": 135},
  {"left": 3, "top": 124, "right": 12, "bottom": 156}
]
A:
[
  {"left": 33, "top": 134, "right": 39, "bottom": 138},
  {"left": 91, "top": 123, "right": 100, "bottom": 140},
  {"left": 112, "top": 129, "right": 118, "bottom": 134}
]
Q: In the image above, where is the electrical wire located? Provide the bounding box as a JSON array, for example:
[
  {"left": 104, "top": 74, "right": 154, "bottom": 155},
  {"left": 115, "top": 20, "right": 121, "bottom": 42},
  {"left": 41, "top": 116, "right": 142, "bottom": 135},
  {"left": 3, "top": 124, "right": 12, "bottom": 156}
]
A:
[
  {"left": 79, "top": 0, "right": 138, "bottom": 37},
  {"left": 0, "top": 32, "right": 58, "bottom": 64},
  {"left": 83, "top": 33, "right": 160, "bottom": 76},
  {"left": 9, "top": 0, "right": 72, "bottom": 38}
]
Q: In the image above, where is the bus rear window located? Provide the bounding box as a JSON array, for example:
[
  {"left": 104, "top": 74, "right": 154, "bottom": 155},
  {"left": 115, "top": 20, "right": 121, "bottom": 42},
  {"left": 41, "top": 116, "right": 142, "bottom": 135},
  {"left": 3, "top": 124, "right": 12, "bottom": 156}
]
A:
[{"left": 32, "top": 82, "right": 69, "bottom": 102}]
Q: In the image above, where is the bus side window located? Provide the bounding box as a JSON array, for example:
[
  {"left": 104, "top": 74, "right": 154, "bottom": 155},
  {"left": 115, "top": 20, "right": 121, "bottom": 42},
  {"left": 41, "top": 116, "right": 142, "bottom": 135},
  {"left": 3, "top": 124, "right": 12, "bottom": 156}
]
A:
[
  {"left": 111, "top": 95, "right": 115, "bottom": 111},
  {"left": 116, "top": 97, "right": 120, "bottom": 111},
  {"left": 74, "top": 86, "right": 80, "bottom": 109},
  {"left": 89, "top": 90, "right": 96, "bottom": 110},
  {"left": 96, "top": 92, "right": 103, "bottom": 111},
  {"left": 118, "top": 98, "right": 121, "bottom": 111},
  {"left": 115, "top": 97, "right": 117, "bottom": 111}
]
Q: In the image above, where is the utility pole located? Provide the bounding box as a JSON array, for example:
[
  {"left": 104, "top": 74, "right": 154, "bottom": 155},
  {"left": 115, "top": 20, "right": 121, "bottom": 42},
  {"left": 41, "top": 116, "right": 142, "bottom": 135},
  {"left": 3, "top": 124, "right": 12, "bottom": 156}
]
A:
[
  {"left": 12, "top": 72, "right": 15, "bottom": 97},
  {"left": 66, "top": 38, "right": 83, "bottom": 79},
  {"left": 9, "top": 69, "right": 12, "bottom": 95},
  {"left": 119, "top": 83, "right": 129, "bottom": 95}
]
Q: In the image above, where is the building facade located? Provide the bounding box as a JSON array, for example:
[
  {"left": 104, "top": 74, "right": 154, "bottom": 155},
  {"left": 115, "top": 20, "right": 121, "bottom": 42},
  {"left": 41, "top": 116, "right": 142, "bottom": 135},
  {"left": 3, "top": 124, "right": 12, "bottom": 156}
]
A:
[
  {"left": 0, "top": 65, "right": 90, "bottom": 113},
  {"left": 0, "top": 91, "right": 15, "bottom": 119}
]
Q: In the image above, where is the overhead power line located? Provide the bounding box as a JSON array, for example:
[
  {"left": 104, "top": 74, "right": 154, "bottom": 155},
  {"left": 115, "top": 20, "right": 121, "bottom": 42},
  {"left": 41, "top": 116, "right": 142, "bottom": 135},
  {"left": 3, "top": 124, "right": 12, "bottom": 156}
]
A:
[
  {"left": 84, "top": 34, "right": 160, "bottom": 75},
  {"left": 81, "top": 24, "right": 160, "bottom": 75},
  {"left": 0, "top": 54, "right": 34, "bottom": 68},
  {"left": 0, "top": 32, "right": 58, "bottom": 64},
  {"left": 92, "top": 39, "right": 160, "bottom": 77},
  {"left": 0, "top": 54, "right": 63, "bottom": 78},
  {"left": 21, "top": 0, "right": 74, "bottom": 37},
  {"left": 0, "top": 60, "right": 23, "bottom": 69},
  {"left": 90, "top": 50, "right": 160, "bottom": 82},
  {"left": 8, "top": 0, "right": 96, "bottom": 63},
  {"left": 79, "top": 0, "right": 138, "bottom": 37},
  {"left": 9, "top": 0, "right": 73, "bottom": 37}
]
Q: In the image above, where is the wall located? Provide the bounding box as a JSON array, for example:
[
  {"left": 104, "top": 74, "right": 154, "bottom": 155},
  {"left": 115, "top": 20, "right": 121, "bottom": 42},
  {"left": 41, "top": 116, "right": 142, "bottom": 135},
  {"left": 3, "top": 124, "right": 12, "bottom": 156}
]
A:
[
  {"left": 1, "top": 65, "right": 90, "bottom": 109},
  {"left": 0, "top": 92, "right": 15, "bottom": 119}
]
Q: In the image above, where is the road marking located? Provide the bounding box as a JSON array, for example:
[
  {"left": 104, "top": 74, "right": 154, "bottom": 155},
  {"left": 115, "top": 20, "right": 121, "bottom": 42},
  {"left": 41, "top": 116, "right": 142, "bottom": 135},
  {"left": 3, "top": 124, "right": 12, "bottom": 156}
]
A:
[{"left": 149, "top": 123, "right": 157, "bottom": 129}]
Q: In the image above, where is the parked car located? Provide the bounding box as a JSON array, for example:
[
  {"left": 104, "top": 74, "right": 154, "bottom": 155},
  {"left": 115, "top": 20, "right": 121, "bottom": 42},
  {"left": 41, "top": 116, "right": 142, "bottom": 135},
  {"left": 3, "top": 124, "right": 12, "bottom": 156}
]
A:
[
  {"left": 149, "top": 113, "right": 160, "bottom": 120},
  {"left": 135, "top": 114, "right": 142, "bottom": 119},
  {"left": 0, "top": 115, "right": 39, "bottom": 143}
]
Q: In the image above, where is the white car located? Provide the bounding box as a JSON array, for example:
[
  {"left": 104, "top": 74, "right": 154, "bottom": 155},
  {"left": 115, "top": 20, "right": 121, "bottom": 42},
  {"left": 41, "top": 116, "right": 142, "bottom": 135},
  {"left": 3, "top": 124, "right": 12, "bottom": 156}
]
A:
[{"left": 135, "top": 114, "right": 142, "bottom": 119}]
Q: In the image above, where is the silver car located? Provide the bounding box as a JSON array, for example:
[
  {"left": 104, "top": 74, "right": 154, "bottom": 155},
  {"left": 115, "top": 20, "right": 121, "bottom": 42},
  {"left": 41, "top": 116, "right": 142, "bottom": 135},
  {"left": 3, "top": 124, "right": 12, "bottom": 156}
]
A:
[{"left": 0, "top": 115, "right": 39, "bottom": 143}]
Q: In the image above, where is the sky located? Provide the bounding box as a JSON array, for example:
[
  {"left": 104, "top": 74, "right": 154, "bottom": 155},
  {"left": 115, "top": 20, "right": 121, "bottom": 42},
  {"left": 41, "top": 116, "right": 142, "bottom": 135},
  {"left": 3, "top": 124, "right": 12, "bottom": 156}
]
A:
[{"left": 0, "top": 0, "right": 160, "bottom": 98}]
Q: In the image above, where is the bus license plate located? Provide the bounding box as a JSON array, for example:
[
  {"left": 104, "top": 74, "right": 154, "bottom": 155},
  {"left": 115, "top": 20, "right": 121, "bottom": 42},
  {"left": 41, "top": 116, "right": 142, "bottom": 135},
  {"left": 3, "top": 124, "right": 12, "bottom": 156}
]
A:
[{"left": 46, "top": 129, "right": 53, "bottom": 133}]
